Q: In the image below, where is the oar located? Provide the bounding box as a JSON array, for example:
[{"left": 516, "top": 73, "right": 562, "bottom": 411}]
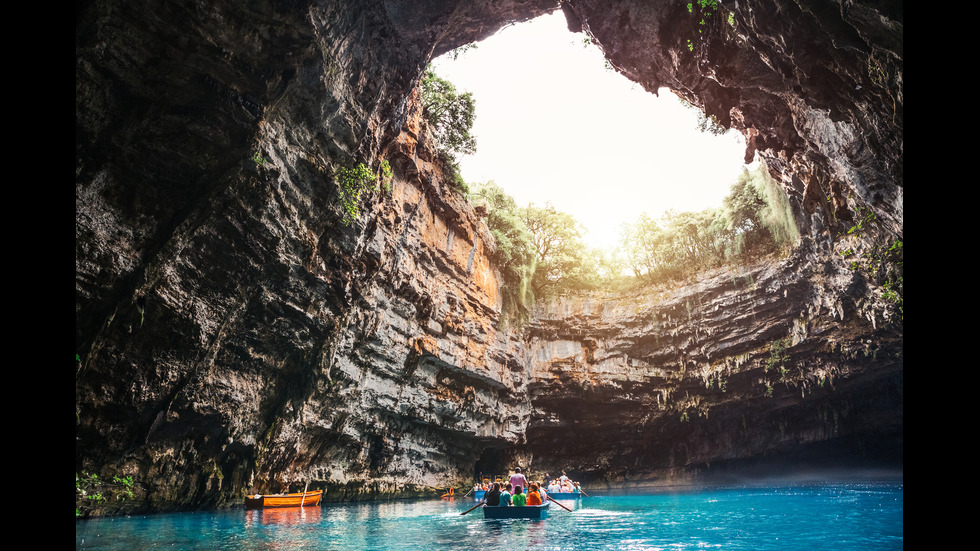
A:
[
  {"left": 579, "top": 488, "right": 590, "bottom": 497},
  {"left": 547, "top": 496, "right": 573, "bottom": 512},
  {"left": 460, "top": 500, "right": 486, "bottom": 515}
]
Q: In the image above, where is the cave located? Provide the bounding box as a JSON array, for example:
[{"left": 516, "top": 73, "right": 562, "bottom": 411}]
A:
[{"left": 76, "top": 0, "right": 902, "bottom": 515}]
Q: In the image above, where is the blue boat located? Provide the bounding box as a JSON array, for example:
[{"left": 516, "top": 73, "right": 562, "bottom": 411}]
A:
[
  {"left": 547, "top": 492, "right": 582, "bottom": 499},
  {"left": 483, "top": 502, "right": 549, "bottom": 519},
  {"left": 473, "top": 490, "right": 486, "bottom": 500}
]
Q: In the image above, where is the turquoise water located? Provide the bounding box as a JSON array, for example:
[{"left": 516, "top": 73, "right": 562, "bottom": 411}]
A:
[{"left": 76, "top": 480, "right": 902, "bottom": 550}]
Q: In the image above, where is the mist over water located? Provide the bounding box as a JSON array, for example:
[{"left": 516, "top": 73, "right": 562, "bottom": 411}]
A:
[{"left": 77, "top": 479, "right": 902, "bottom": 550}]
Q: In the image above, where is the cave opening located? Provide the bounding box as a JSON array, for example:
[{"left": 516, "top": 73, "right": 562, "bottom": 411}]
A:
[
  {"left": 428, "top": 11, "right": 756, "bottom": 252},
  {"left": 473, "top": 446, "right": 505, "bottom": 481}
]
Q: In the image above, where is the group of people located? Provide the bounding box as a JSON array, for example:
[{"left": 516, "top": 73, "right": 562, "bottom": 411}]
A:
[
  {"left": 546, "top": 472, "right": 582, "bottom": 494},
  {"left": 478, "top": 468, "right": 582, "bottom": 507}
]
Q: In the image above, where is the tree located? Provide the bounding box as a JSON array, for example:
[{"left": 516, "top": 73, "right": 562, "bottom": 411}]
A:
[
  {"left": 722, "top": 165, "right": 800, "bottom": 257},
  {"left": 420, "top": 70, "right": 477, "bottom": 162},
  {"left": 619, "top": 162, "right": 799, "bottom": 286},
  {"left": 520, "top": 203, "right": 592, "bottom": 296}
]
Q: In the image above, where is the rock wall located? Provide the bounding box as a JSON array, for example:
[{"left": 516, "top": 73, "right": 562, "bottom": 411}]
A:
[
  {"left": 524, "top": 250, "right": 902, "bottom": 486},
  {"left": 76, "top": 0, "right": 901, "bottom": 515}
]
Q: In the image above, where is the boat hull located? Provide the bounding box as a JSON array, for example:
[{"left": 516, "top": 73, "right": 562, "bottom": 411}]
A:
[
  {"left": 483, "top": 503, "right": 549, "bottom": 519},
  {"left": 244, "top": 490, "right": 323, "bottom": 509},
  {"left": 547, "top": 492, "right": 582, "bottom": 499},
  {"left": 473, "top": 490, "right": 486, "bottom": 500}
]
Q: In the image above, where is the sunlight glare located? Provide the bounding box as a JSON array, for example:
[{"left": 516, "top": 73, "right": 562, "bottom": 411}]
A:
[{"left": 430, "top": 12, "right": 753, "bottom": 251}]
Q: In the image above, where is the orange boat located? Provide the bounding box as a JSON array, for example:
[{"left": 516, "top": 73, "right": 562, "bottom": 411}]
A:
[{"left": 244, "top": 489, "right": 323, "bottom": 509}]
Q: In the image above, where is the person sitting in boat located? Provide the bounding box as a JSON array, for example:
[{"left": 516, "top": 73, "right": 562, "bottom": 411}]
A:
[
  {"left": 484, "top": 482, "right": 502, "bottom": 506},
  {"left": 547, "top": 479, "right": 561, "bottom": 494},
  {"left": 573, "top": 482, "right": 582, "bottom": 493},
  {"left": 499, "top": 483, "right": 512, "bottom": 506},
  {"left": 511, "top": 485, "right": 527, "bottom": 507},
  {"left": 526, "top": 483, "right": 543, "bottom": 506}
]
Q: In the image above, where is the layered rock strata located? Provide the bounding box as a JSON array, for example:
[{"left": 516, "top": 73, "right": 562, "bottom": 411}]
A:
[
  {"left": 76, "top": 0, "right": 902, "bottom": 514},
  {"left": 524, "top": 250, "right": 902, "bottom": 486}
]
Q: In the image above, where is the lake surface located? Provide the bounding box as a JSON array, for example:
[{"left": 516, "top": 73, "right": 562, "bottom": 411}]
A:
[{"left": 76, "top": 480, "right": 902, "bottom": 550}]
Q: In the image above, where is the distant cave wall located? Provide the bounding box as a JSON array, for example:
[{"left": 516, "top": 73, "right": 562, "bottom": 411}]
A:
[
  {"left": 76, "top": 0, "right": 901, "bottom": 514},
  {"left": 522, "top": 255, "right": 902, "bottom": 486}
]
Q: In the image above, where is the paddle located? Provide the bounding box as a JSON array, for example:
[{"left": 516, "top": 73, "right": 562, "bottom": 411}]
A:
[
  {"left": 460, "top": 500, "right": 486, "bottom": 515},
  {"left": 547, "top": 496, "right": 573, "bottom": 512}
]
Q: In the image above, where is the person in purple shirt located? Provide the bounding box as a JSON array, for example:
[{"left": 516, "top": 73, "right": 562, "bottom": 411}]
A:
[{"left": 508, "top": 468, "right": 528, "bottom": 494}]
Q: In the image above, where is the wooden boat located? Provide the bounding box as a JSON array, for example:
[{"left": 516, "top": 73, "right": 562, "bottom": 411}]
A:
[
  {"left": 244, "top": 490, "right": 323, "bottom": 509},
  {"left": 547, "top": 491, "right": 582, "bottom": 499},
  {"left": 483, "top": 502, "right": 549, "bottom": 519}
]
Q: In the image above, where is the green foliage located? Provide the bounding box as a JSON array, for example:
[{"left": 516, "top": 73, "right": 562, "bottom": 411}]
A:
[
  {"left": 866, "top": 238, "right": 904, "bottom": 322},
  {"left": 335, "top": 159, "right": 392, "bottom": 226},
  {"left": 836, "top": 202, "right": 903, "bottom": 324},
  {"left": 846, "top": 207, "right": 878, "bottom": 236},
  {"left": 252, "top": 152, "right": 268, "bottom": 166},
  {"left": 766, "top": 338, "right": 790, "bottom": 372},
  {"left": 620, "top": 164, "right": 799, "bottom": 284},
  {"left": 685, "top": 0, "right": 733, "bottom": 53},
  {"left": 471, "top": 181, "right": 536, "bottom": 326},
  {"left": 679, "top": 98, "right": 728, "bottom": 136},
  {"left": 472, "top": 163, "right": 801, "bottom": 306},
  {"left": 520, "top": 203, "right": 595, "bottom": 297},
  {"left": 688, "top": 0, "right": 720, "bottom": 29},
  {"left": 686, "top": 0, "right": 720, "bottom": 51},
  {"left": 471, "top": 181, "right": 608, "bottom": 323},
  {"left": 76, "top": 471, "right": 135, "bottom": 517},
  {"left": 445, "top": 43, "right": 478, "bottom": 61},
  {"left": 469, "top": 164, "right": 803, "bottom": 311},
  {"left": 421, "top": 70, "right": 477, "bottom": 163}
]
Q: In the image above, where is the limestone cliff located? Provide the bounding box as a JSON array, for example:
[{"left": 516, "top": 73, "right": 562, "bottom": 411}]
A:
[
  {"left": 76, "top": 0, "right": 901, "bottom": 515},
  {"left": 525, "top": 251, "right": 901, "bottom": 486}
]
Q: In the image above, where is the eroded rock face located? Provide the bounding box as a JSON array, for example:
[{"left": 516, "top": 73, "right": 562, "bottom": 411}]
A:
[
  {"left": 524, "top": 250, "right": 902, "bottom": 486},
  {"left": 76, "top": 0, "right": 901, "bottom": 514}
]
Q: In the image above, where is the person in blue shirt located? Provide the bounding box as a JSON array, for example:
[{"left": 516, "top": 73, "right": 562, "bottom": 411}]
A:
[{"left": 498, "top": 483, "right": 512, "bottom": 506}]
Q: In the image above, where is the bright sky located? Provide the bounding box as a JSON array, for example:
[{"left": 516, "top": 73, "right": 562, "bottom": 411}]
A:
[{"left": 430, "top": 11, "right": 754, "bottom": 251}]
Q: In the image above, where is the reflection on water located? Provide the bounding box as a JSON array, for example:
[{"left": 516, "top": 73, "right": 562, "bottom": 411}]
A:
[
  {"left": 245, "top": 506, "right": 322, "bottom": 526},
  {"left": 77, "top": 480, "right": 902, "bottom": 550}
]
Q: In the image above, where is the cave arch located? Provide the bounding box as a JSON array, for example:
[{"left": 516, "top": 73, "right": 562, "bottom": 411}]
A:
[
  {"left": 404, "top": 0, "right": 903, "bottom": 242},
  {"left": 428, "top": 11, "right": 760, "bottom": 252}
]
